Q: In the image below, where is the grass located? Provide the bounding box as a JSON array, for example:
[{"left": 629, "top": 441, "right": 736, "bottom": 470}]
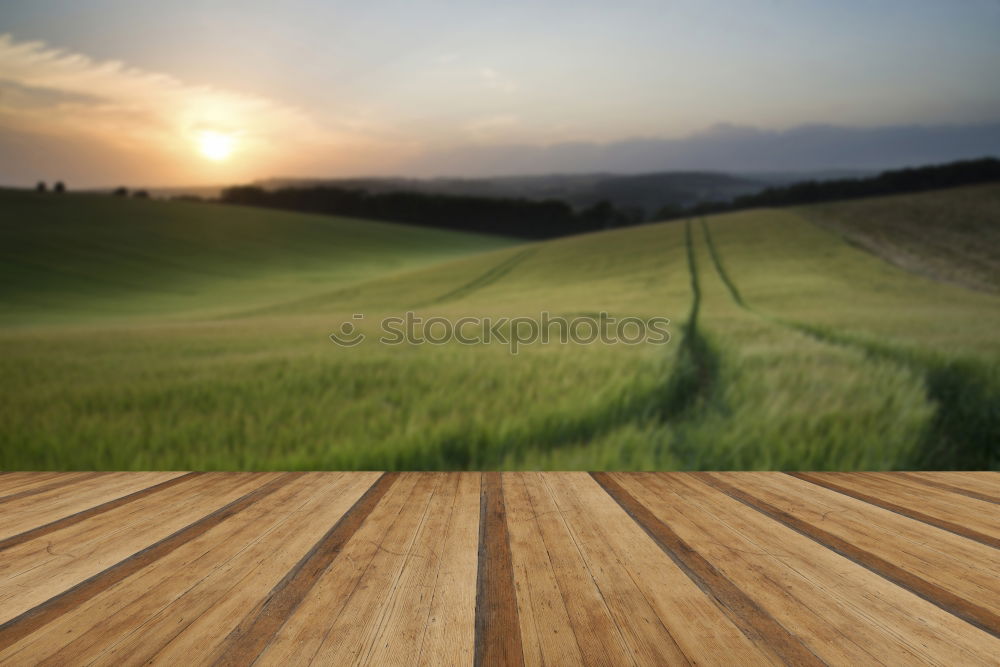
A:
[
  {"left": 0, "top": 189, "right": 514, "bottom": 325},
  {"left": 701, "top": 202, "right": 1000, "bottom": 469},
  {"left": 702, "top": 201, "right": 1000, "bottom": 357},
  {"left": 657, "top": 220, "right": 933, "bottom": 470},
  {"left": 803, "top": 183, "right": 1000, "bottom": 293},
  {"left": 1, "top": 185, "right": 998, "bottom": 470}
]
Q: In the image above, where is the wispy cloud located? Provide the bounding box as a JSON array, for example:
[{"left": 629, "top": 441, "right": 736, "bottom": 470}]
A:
[
  {"left": 0, "top": 34, "right": 403, "bottom": 180},
  {"left": 478, "top": 67, "right": 519, "bottom": 94},
  {"left": 464, "top": 114, "right": 520, "bottom": 141}
]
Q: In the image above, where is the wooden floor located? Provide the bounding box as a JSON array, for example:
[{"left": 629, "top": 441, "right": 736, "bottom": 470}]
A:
[{"left": 0, "top": 472, "right": 997, "bottom": 665}]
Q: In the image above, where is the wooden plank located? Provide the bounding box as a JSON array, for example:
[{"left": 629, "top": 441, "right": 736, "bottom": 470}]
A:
[
  {"left": 792, "top": 472, "right": 1000, "bottom": 547},
  {"left": 703, "top": 472, "right": 1000, "bottom": 637},
  {"left": 142, "top": 472, "right": 381, "bottom": 665},
  {"left": 210, "top": 472, "right": 398, "bottom": 665},
  {"left": 250, "top": 473, "right": 441, "bottom": 665},
  {"left": 595, "top": 473, "right": 822, "bottom": 666},
  {"left": 535, "top": 471, "right": 682, "bottom": 665},
  {"left": 0, "top": 473, "right": 283, "bottom": 631},
  {"left": 415, "top": 473, "right": 480, "bottom": 667},
  {"left": 620, "top": 473, "right": 999, "bottom": 665},
  {"left": 366, "top": 473, "right": 479, "bottom": 666},
  {"left": 509, "top": 472, "right": 636, "bottom": 665},
  {"left": 475, "top": 472, "right": 522, "bottom": 667},
  {"left": 0, "top": 472, "right": 87, "bottom": 497},
  {"left": 0, "top": 472, "right": 104, "bottom": 504},
  {"left": 303, "top": 473, "right": 448, "bottom": 665},
  {"left": 0, "top": 472, "right": 379, "bottom": 665},
  {"left": 506, "top": 472, "right": 767, "bottom": 665},
  {"left": 895, "top": 472, "right": 1000, "bottom": 505},
  {"left": 503, "top": 471, "right": 585, "bottom": 666},
  {"left": 544, "top": 472, "right": 771, "bottom": 665},
  {"left": 0, "top": 472, "right": 64, "bottom": 487},
  {"left": 0, "top": 471, "right": 189, "bottom": 541},
  {"left": 0, "top": 472, "right": 200, "bottom": 552},
  {"left": 0, "top": 471, "right": 995, "bottom": 664}
]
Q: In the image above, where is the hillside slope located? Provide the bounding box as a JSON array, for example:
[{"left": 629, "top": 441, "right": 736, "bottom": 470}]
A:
[
  {"left": 0, "top": 189, "right": 514, "bottom": 324},
  {"left": 1, "top": 184, "right": 998, "bottom": 469},
  {"left": 801, "top": 182, "right": 1000, "bottom": 292}
]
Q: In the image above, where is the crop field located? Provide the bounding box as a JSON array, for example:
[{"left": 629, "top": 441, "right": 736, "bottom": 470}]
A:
[{"left": 1, "top": 185, "right": 998, "bottom": 470}]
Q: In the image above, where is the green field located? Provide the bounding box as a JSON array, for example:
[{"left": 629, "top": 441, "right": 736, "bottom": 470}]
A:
[{"left": 2, "top": 186, "right": 998, "bottom": 470}]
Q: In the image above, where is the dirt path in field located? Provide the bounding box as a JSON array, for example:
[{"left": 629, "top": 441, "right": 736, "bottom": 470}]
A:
[
  {"left": 654, "top": 221, "right": 720, "bottom": 418},
  {"left": 419, "top": 248, "right": 535, "bottom": 307},
  {"left": 338, "top": 224, "right": 717, "bottom": 469},
  {"left": 700, "top": 218, "right": 999, "bottom": 470}
]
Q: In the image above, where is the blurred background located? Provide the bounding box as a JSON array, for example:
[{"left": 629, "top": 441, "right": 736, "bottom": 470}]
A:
[{"left": 1, "top": 1, "right": 998, "bottom": 470}]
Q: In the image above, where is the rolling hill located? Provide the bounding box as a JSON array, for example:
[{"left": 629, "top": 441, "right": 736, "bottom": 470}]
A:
[
  {"left": 0, "top": 189, "right": 514, "bottom": 324},
  {"left": 803, "top": 183, "right": 1000, "bottom": 293},
  {"left": 1, "top": 184, "right": 998, "bottom": 470}
]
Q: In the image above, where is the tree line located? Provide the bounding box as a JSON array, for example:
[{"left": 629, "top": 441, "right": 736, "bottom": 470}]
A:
[
  {"left": 219, "top": 185, "right": 641, "bottom": 239},
  {"left": 670, "top": 157, "right": 1000, "bottom": 219},
  {"left": 220, "top": 157, "right": 1000, "bottom": 238}
]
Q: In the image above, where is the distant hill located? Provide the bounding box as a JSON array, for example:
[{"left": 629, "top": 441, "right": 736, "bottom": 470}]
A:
[
  {"left": 255, "top": 171, "right": 769, "bottom": 218},
  {"left": 400, "top": 122, "right": 1000, "bottom": 176}
]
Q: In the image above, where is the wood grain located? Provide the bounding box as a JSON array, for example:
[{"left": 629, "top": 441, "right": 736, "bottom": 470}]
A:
[
  {"left": 626, "top": 472, "right": 995, "bottom": 665},
  {"left": 0, "top": 471, "right": 188, "bottom": 541},
  {"left": 211, "top": 472, "right": 397, "bottom": 665},
  {"left": 0, "top": 471, "right": 997, "bottom": 665},
  {"left": 791, "top": 471, "right": 1000, "bottom": 547},
  {"left": 704, "top": 472, "right": 1000, "bottom": 637},
  {"left": 594, "top": 472, "right": 822, "bottom": 666},
  {"left": 898, "top": 471, "right": 1000, "bottom": 503},
  {"left": 475, "top": 472, "right": 523, "bottom": 667},
  {"left": 0, "top": 472, "right": 199, "bottom": 552},
  {"left": 0, "top": 473, "right": 69, "bottom": 496},
  {"left": 0, "top": 472, "right": 103, "bottom": 504},
  {"left": 0, "top": 473, "right": 287, "bottom": 650},
  {"left": 0, "top": 473, "right": 379, "bottom": 665}
]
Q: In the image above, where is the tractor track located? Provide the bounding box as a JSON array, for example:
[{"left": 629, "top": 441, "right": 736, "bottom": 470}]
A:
[{"left": 700, "top": 218, "right": 998, "bottom": 469}]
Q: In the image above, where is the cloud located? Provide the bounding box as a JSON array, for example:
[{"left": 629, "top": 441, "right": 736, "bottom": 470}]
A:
[
  {"left": 464, "top": 114, "right": 520, "bottom": 141},
  {"left": 0, "top": 78, "right": 106, "bottom": 109},
  {"left": 433, "top": 53, "right": 460, "bottom": 65},
  {"left": 0, "top": 34, "right": 404, "bottom": 183},
  {"left": 0, "top": 35, "right": 320, "bottom": 150},
  {"left": 478, "top": 67, "right": 519, "bottom": 94}
]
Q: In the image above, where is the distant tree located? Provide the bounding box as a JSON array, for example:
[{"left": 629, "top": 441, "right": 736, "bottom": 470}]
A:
[
  {"left": 220, "top": 185, "right": 587, "bottom": 238},
  {"left": 619, "top": 206, "right": 646, "bottom": 226},
  {"left": 719, "top": 157, "right": 1000, "bottom": 212},
  {"left": 133, "top": 190, "right": 150, "bottom": 199},
  {"left": 113, "top": 187, "right": 129, "bottom": 197},
  {"left": 579, "top": 201, "right": 616, "bottom": 230},
  {"left": 654, "top": 203, "right": 685, "bottom": 221},
  {"left": 35, "top": 181, "right": 47, "bottom": 193},
  {"left": 53, "top": 181, "right": 66, "bottom": 194}
]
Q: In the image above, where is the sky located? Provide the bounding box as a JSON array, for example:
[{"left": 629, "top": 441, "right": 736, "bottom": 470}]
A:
[{"left": 1, "top": 0, "right": 999, "bottom": 186}]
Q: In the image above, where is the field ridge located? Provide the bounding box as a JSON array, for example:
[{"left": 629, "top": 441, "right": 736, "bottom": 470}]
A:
[
  {"left": 418, "top": 248, "right": 536, "bottom": 307},
  {"left": 700, "top": 218, "right": 999, "bottom": 469}
]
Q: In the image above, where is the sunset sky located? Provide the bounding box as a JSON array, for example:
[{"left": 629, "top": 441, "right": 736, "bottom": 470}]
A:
[{"left": 2, "top": 1, "right": 999, "bottom": 186}]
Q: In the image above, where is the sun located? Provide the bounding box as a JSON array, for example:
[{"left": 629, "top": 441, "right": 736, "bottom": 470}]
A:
[{"left": 197, "top": 130, "right": 236, "bottom": 162}]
